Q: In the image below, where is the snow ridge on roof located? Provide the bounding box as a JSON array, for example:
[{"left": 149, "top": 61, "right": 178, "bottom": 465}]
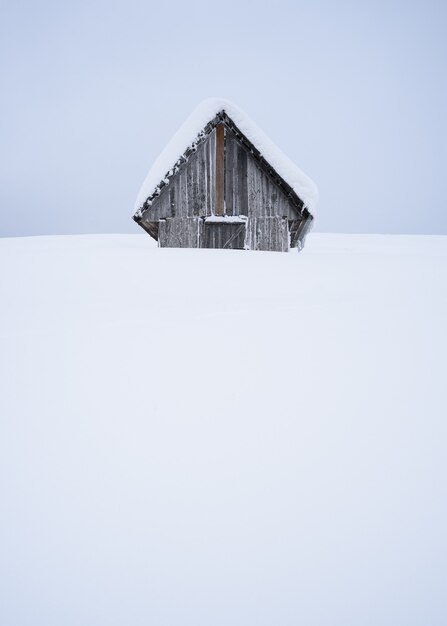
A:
[{"left": 134, "top": 98, "right": 319, "bottom": 215}]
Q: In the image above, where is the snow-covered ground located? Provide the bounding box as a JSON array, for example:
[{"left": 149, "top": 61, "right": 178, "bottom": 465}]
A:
[{"left": 1, "top": 233, "right": 446, "bottom": 626}]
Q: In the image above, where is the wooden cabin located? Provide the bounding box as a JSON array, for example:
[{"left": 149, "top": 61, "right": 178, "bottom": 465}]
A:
[{"left": 133, "top": 99, "right": 318, "bottom": 252}]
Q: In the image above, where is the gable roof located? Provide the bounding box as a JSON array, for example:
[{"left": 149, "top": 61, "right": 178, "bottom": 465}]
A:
[{"left": 134, "top": 98, "right": 319, "bottom": 217}]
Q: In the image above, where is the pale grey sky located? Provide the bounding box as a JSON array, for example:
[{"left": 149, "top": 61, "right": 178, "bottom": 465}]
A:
[{"left": 1, "top": 0, "right": 446, "bottom": 237}]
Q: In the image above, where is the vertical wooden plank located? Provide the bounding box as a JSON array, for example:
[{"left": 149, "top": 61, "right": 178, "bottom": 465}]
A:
[
  {"left": 233, "top": 138, "right": 239, "bottom": 215},
  {"left": 169, "top": 186, "right": 175, "bottom": 218},
  {"left": 196, "top": 151, "right": 201, "bottom": 215},
  {"left": 262, "top": 169, "right": 267, "bottom": 217},
  {"left": 208, "top": 131, "right": 213, "bottom": 215},
  {"left": 238, "top": 146, "right": 248, "bottom": 216},
  {"left": 266, "top": 176, "right": 273, "bottom": 217},
  {"left": 232, "top": 138, "right": 237, "bottom": 214},
  {"left": 258, "top": 172, "right": 264, "bottom": 218},
  {"left": 280, "top": 190, "right": 286, "bottom": 219},
  {"left": 194, "top": 149, "right": 200, "bottom": 216},
  {"left": 253, "top": 216, "right": 259, "bottom": 250},
  {"left": 259, "top": 170, "right": 265, "bottom": 218},
  {"left": 225, "top": 130, "right": 234, "bottom": 216},
  {"left": 178, "top": 169, "right": 184, "bottom": 219},
  {"left": 198, "top": 145, "right": 206, "bottom": 216},
  {"left": 247, "top": 155, "right": 259, "bottom": 218},
  {"left": 215, "top": 123, "right": 225, "bottom": 215},
  {"left": 203, "top": 137, "right": 209, "bottom": 216},
  {"left": 193, "top": 151, "right": 200, "bottom": 216},
  {"left": 250, "top": 217, "right": 256, "bottom": 250},
  {"left": 282, "top": 217, "right": 290, "bottom": 252},
  {"left": 246, "top": 157, "right": 251, "bottom": 218},
  {"left": 203, "top": 141, "right": 208, "bottom": 216},
  {"left": 245, "top": 217, "right": 252, "bottom": 249},
  {"left": 158, "top": 220, "right": 166, "bottom": 247},
  {"left": 209, "top": 129, "right": 215, "bottom": 216},
  {"left": 273, "top": 184, "right": 278, "bottom": 218},
  {"left": 186, "top": 155, "right": 194, "bottom": 216},
  {"left": 189, "top": 153, "right": 196, "bottom": 216},
  {"left": 198, "top": 215, "right": 203, "bottom": 246}
]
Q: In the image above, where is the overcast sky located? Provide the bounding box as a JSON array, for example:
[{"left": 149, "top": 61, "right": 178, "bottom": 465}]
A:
[{"left": 1, "top": 0, "right": 446, "bottom": 237}]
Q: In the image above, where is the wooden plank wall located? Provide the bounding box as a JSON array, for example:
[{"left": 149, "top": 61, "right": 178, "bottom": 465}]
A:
[
  {"left": 141, "top": 128, "right": 216, "bottom": 227},
  {"left": 224, "top": 128, "right": 299, "bottom": 221},
  {"left": 143, "top": 122, "right": 306, "bottom": 251},
  {"left": 158, "top": 216, "right": 288, "bottom": 251},
  {"left": 158, "top": 217, "right": 201, "bottom": 248},
  {"left": 215, "top": 124, "right": 225, "bottom": 216},
  {"left": 245, "top": 217, "right": 289, "bottom": 252},
  {"left": 159, "top": 219, "right": 247, "bottom": 250},
  {"left": 202, "top": 222, "right": 246, "bottom": 249},
  {"left": 224, "top": 128, "right": 248, "bottom": 216},
  {"left": 247, "top": 158, "right": 299, "bottom": 221}
]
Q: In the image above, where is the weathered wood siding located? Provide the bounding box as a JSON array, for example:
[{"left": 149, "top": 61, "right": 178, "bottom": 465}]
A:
[
  {"left": 224, "top": 128, "right": 300, "bottom": 221},
  {"left": 140, "top": 128, "right": 216, "bottom": 227},
  {"left": 215, "top": 124, "right": 225, "bottom": 216},
  {"left": 159, "top": 219, "right": 247, "bottom": 250},
  {"left": 224, "top": 128, "right": 248, "bottom": 216},
  {"left": 140, "top": 120, "right": 308, "bottom": 252},
  {"left": 158, "top": 217, "right": 201, "bottom": 248},
  {"left": 202, "top": 222, "right": 246, "bottom": 249},
  {"left": 247, "top": 157, "right": 300, "bottom": 220},
  {"left": 158, "top": 216, "right": 288, "bottom": 251},
  {"left": 246, "top": 217, "right": 289, "bottom": 252}
]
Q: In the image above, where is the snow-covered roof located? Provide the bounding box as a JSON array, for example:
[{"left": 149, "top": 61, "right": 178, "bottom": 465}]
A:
[{"left": 134, "top": 97, "right": 319, "bottom": 215}]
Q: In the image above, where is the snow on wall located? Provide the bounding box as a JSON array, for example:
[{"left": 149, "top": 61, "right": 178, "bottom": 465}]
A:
[{"left": 134, "top": 98, "right": 319, "bottom": 215}]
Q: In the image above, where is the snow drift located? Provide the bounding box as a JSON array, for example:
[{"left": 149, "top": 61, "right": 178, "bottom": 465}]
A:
[{"left": 0, "top": 233, "right": 446, "bottom": 626}]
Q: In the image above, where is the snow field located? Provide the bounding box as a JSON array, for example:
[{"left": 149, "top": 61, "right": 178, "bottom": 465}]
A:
[{"left": 0, "top": 233, "right": 446, "bottom": 626}]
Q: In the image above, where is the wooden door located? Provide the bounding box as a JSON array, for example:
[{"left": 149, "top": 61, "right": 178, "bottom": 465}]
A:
[{"left": 202, "top": 222, "right": 246, "bottom": 249}]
